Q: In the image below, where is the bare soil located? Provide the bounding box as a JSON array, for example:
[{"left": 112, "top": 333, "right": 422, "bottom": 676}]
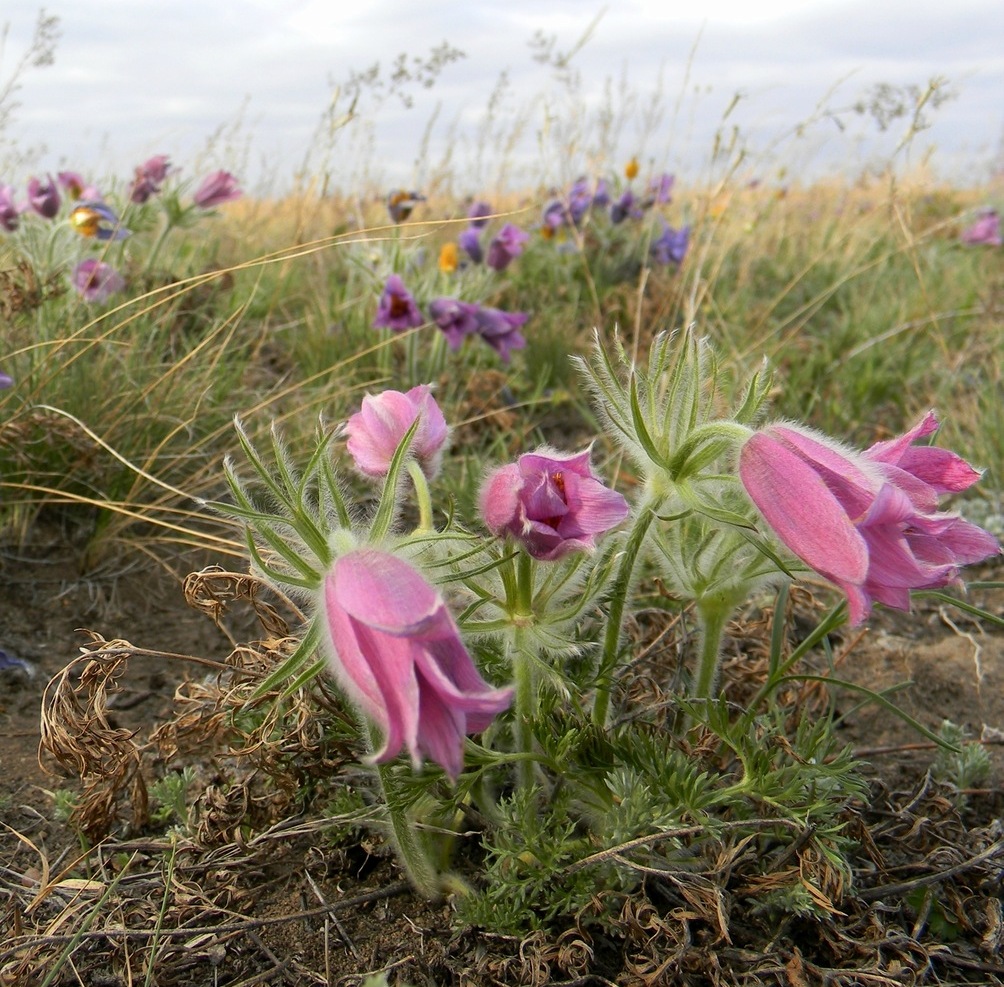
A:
[{"left": 1, "top": 532, "right": 1002, "bottom": 986}]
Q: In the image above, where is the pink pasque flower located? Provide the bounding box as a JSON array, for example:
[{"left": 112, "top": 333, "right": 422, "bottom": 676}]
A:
[
  {"left": 320, "top": 548, "right": 513, "bottom": 781},
  {"left": 26, "top": 175, "right": 60, "bottom": 219},
  {"left": 130, "top": 154, "right": 171, "bottom": 203},
  {"left": 72, "top": 259, "right": 125, "bottom": 302},
  {"left": 480, "top": 447, "right": 630, "bottom": 560},
  {"left": 960, "top": 208, "right": 1001, "bottom": 247},
  {"left": 0, "top": 184, "right": 21, "bottom": 231},
  {"left": 739, "top": 413, "right": 1000, "bottom": 625},
  {"left": 345, "top": 384, "right": 448, "bottom": 479},
  {"left": 193, "top": 170, "right": 242, "bottom": 209}
]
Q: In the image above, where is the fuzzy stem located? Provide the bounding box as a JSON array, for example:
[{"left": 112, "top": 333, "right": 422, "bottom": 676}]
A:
[
  {"left": 693, "top": 595, "right": 731, "bottom": 701},
  {"left": 591, "top": 499, "right": 661, "bottom": 728},
  {"left": 407, "top": 460, "right": 434, "bottom": 532},
  {"left": 511, "top": 629, "right": 538, "bottom": 794},
  {"left": 370, "top": 727, "right": 441, "bottom": 899}
]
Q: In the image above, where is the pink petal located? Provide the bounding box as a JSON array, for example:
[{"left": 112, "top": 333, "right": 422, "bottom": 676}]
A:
[
  {"left": 864, "top": 412, "right": 939, "bottom": 466},
  {"left": 740, "top": 432, "right": 869, "bottom": 588},
  {"left": 480, "top": 463, "right": 524, "bottom": 535},
  {"left": 331, "top": 551, "right": 442, "bottom": 633}
]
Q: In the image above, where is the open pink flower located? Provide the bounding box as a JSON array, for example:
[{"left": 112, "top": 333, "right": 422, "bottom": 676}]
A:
[
  {"left": 480, "top": 447, "right": 629, "bottom": 560},
  {"left": 345, "top": 384, "right": 448, "bottom": 479},
  {"left": 72, "top": 259, "right": 125, "bottom": 302},
  {"left": 739, "top": 414, "right": 1000, "bottom": 625},
  {"left": 320, "top": 548, "right": 512, "bottom": 780}
]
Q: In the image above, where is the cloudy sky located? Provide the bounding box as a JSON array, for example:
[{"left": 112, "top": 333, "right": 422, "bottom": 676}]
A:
[{"left": 2, "top": 0, "right": 1001, "bottom": 194}]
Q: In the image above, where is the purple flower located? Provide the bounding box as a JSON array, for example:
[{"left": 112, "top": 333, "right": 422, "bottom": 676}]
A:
[
  {"left": 567, "top": 178, "right": 593, "bottom": 226},
  {"left": 320, "top": 548, "right": 513, "bottom": 781},
  {"left": 651, "top": 223, "right": 689, "bottom": 266},
  {"left": 610, "top": 189, "right": 638, "bottom": 225},
  {"left": 647, "top": 172, "right": 675, "bottom": 205},
  {"left": 130, "top": 155, "right": 171, "bottom": 203},
  {"left": 592, "top": 178, "right": 611, "bottom": 209},
  {"left": 0, "top": 184, "right": 21, "bottom": 231},
  {"left": 72, "top": 259, "right": 125, "bottom": 303},
  {"left": 960, "top": 209, "right": 1001, "bottom": 247},
  {"left": 0, "top": 370, "right": 12, "bottom": 389},
  {"left": 70, "top": 201, "right": 130, "bottom": 241},
  {"left": 486, "top": 223, "right": 529, "bottom": 271},
  {"left": 466, "top": 200, "right": 492, "bottom": 228},
  {"left": 474, "top": 306, "right": 528, "bottom": 363},
  {"left": 541, "top": 199, "right": 568, "bottom": 236},
  {"left": 458, "top": 226, "right": 483, "bottom": 264},
  {"left": 345, "top": 384, "right": 449, "bottom": 479},
  {"left": 26, "top": 175, "right": 60, "bottom": 219},
  {"left": 193, "top": 170, "right": 242, "bottom": 209},
  {"left": 429, "top": 297, "right": 480, "bottom": 350},
  {"left": 386, "top": 189, "right": 424, "bottom": 223},
  {"left": 480, "top": 447, "right": 630, "bottom": 561},
  {"left": 373, "top": 274, "right": 425, "bottom": 331},
  {"left": 739, "top": 414, "right": 1000, "bottom": 626}
]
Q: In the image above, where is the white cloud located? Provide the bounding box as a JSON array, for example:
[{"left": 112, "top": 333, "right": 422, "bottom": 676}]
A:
[{"left": 1, "top": 0, "right": 1000, "bottom": 190}]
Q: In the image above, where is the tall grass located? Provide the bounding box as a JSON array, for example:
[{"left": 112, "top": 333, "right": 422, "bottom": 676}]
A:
[{"left": 0, "top": 28, "right": 1000, "bottom": 572}]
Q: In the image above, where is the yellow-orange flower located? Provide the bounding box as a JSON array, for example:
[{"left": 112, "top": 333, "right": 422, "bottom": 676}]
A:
[
  {"left": 624, "top": 156, "right": 639, "bottom": 180},
  {"left": 438, "top": 242, "right": 459, "bottom": 273}
]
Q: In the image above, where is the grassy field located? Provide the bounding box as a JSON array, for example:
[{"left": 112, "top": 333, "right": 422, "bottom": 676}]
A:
[{"left": 1, "top": 64, "right": 1003, "bottom": 984}]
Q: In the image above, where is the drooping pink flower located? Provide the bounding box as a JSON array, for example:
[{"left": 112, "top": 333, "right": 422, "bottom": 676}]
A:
[
  {"left": 960, "top": 208, "right": 1001, "bottom": 247},
  {"left": 345, "top": 384, "right": 448, "bottom": 479},
  {"left": 193, "top": 170, "right": 242, "bottom": 209},
  {"left": 480, "top": 447, "right": 630, "bottom": 560},
  {"left": 372, "top": 274, "right": 424, "bottom": 331},
  {"left": 486, "top": 222, "right": 529, "bottom": 271},
  {"left": 320, "top": 548, "right": 513, "bottom": 781},
  {"left": 739, "top": 414, "right": 1000, "bottom": 625},
  {"left": 72, "top": 259, "right": 125, "bottom": 302},
  {"left": 26, "top": 175, "right": 60, "bottom": 219}
]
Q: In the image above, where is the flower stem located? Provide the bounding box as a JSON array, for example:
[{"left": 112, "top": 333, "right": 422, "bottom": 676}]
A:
[
  {"left": 693, "top": 595, "right": 731, "bottom": 701},
  {"left": 592, "top": 499, "right": 660, "bottom": 728},
  {"left": 407, "top": 460, "right": 434, "bottom": 532},
  {"left": 145, "top": 220, "right": 174, "bottom": 274},
  {"left": 511, "top": 629, "right": 538, "bottom": 794},
  {"left": 370, "top": 728, "right": 441, "bottom": 899}
]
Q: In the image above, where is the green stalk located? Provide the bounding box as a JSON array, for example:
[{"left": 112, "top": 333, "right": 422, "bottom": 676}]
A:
[
  {"left": 144, "top": 218, "right": 175, "bottom": 273},
  {"left": 692, "top": 594, "right": 732, "bottom": 701},
  {"left": 511, "top": 555, "right": 537, "bottom": 793},
  {"left": 407, "top": 460, "right": 434, "bottom": 532},
  {"left": 592, "top": 499, "right": 661, "bottom": 727},
  {"left": 370, "top": 725, "right": 441, "bottom": 899},
  {"left": 511, "top": 628, "right": 538, "bottom": 794}
]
